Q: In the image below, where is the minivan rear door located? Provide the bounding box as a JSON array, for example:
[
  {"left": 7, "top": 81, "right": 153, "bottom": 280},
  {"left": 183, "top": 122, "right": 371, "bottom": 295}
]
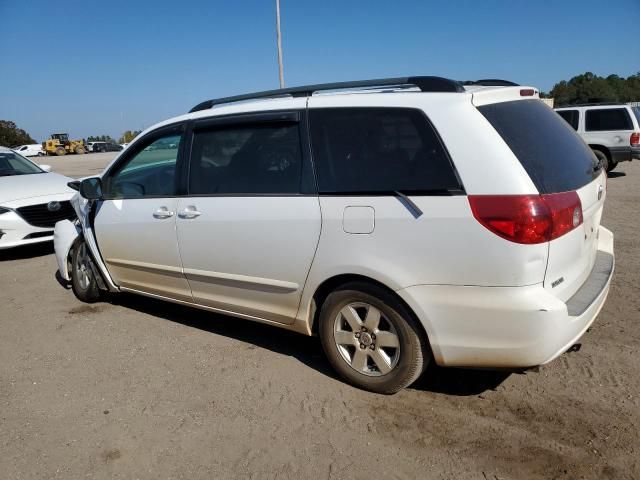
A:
[
  {"left": 478, "top": 99, "right": 605, "bottom": 302},
  {"left": 176, "top": 108, "right": 321, "bottom": 325}
]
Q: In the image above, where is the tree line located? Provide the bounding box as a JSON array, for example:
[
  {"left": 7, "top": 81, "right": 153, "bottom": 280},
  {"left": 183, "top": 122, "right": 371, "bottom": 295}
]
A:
[{"left": 546, "top": 72, "right": 640, "bottom": 106}]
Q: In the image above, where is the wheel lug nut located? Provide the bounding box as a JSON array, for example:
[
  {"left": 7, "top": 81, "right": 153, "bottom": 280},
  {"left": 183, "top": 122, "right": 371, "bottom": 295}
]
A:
[
  {"left": 355, "top": 332, "right": 360, "bottom": 338},
  {"left": 371, "top": 334, "right": 376, "bottom": 340},
  {"left": 370, "top": 345, "right": 375, "bottom": 350},
  {"left": 362, "top": 327, "right": 367, "bottom": 332},
  {"left": 360, "top": 344, "right": 365, "bottom": 349}
]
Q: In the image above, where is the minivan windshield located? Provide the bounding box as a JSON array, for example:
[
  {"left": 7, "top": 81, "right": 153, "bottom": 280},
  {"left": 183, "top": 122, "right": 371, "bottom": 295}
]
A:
[
  {"left": 478, "top": 100, "right": 600, "bottom": 193},
  {"left": 0, "top": 151, "right": 44, "bottom": 176}
]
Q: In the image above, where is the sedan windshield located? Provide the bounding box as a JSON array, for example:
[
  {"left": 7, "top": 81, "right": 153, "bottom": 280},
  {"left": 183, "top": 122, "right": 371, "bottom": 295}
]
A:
[{"left": 0, "top": 151, "right": 43, "bottom": 176}]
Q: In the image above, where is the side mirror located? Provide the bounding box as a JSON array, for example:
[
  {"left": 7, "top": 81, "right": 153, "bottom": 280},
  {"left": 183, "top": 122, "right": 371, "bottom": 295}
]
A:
[
  {"left": 40, "top": 164, "right": 52, "bottom": 172},
  {"left": 79, "top": 177, "right": 103, "bottom": 200}
]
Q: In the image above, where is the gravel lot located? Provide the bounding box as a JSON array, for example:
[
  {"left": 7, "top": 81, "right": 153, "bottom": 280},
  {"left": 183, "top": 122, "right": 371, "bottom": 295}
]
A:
[{"left": 1, "top": 153, "right": 639, "bottom": 479}]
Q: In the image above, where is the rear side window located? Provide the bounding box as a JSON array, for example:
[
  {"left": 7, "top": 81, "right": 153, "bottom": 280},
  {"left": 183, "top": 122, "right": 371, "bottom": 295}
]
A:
[
  {"left": 556, "top": 109, "right": 579, "bottom": 130},
  {"left": 632, "top": 107, "right": 640, "bottom": 126},
  {"left": 479, "top": 100, "right": 599, "bottom": 193},
  {"left": 585, "top": 108, "right": 633, "bottom": 131},
  {"left": 309, "top": 108, "right": 461, "bottom": 194},
  {"left": 189, "top": 123, "right": 303, "bottom": 194}
]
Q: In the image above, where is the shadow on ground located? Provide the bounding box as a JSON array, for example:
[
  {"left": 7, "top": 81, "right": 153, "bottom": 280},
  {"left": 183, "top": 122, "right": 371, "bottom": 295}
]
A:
[
  {"left": 608, "top": 171, "right": 626, "bottom": 178},
  {"left": 110, "top": 292, "right": 509, "bottom": 396},
  {"left": 0, "top": 241, "right": 53, "bottom": 261}
]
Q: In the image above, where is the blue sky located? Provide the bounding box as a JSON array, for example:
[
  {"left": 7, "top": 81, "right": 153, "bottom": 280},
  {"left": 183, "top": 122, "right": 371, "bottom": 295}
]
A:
[{"left": 0, "top": 0, "right": 638, "bottom": 142}]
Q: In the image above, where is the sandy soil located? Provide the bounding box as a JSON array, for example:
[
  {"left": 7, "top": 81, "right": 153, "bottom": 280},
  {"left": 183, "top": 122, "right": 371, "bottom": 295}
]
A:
[{"left": 1, "top": 154, "right": 638, "bottom": 479}]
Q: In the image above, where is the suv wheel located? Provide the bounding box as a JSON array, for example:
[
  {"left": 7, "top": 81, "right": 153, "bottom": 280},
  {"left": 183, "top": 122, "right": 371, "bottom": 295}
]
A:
[
  {"left": 318, "top": 282, "right": 429, "bottom": 394},
  {"left": 71, "top": 240, "right": 102, "bottom": 303},
  {"left": 592, "top": 148, "right": 609, "bottom": 172}
]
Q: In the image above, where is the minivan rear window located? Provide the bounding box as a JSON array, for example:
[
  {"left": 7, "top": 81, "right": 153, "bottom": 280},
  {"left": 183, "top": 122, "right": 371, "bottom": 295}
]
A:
[
  {"left": 309, "top": 108, "right": 461, "bottom": 194},
  {"left": 478, "top": 100, "right": 599, "bottom": 193}
]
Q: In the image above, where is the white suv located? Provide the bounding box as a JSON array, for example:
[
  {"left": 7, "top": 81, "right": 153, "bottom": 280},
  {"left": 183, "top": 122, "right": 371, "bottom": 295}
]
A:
[
  {"left": 555, "top": 103, "right": 640, "bottom": 172},
  {"left": 53, "top": 76, "right": 614, "bottom": 394}
]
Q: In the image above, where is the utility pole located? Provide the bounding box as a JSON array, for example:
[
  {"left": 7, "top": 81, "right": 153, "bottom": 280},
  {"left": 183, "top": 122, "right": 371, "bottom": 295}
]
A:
[{"left": 275, "top": 0, "right": 285, "bottom": 88}]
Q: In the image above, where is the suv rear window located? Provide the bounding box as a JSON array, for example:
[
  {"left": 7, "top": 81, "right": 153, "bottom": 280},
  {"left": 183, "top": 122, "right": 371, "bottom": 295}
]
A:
[
  {"left": 309, "top": 108, "right": 461, "bottom": 194},
  {"left": 585, "top": 108, "right": 633, "bottom": 131},
  {"left": 556, "top": 109, "right": 579, "bottom": 130},
  {"left": 479, "top": 100, "right": 599, "bottom": 193}
]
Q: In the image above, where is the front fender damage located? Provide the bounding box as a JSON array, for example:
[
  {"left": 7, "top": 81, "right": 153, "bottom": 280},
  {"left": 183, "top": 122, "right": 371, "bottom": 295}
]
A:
[{"left": 53, "top": 193, "right": 119, "bottom": 292}]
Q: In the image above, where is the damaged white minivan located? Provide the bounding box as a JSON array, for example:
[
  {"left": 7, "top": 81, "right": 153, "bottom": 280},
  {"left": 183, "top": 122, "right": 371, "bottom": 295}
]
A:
[{"left": 54, "top": 76, "right": 614, "bottom": 394}]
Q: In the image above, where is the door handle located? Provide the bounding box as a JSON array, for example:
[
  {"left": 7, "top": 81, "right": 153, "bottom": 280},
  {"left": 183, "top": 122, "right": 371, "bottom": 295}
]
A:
[
  {"left": 153, "top": 207, "right": 174, "bottom": 219},
  {"left": 178, "top": 206, "right": 202, "bottom": 219}
]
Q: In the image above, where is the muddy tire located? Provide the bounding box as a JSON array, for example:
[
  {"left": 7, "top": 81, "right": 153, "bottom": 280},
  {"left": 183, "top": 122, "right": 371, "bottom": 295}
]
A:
[
  {"left": 55, "top": 147, "right": 66, "bottom": 156},
  {"left": 75, "top": 146, "right": 85, "bottom": 154},
  {"left": 318, "top": 282, "right": 430, "bottom": 394}
]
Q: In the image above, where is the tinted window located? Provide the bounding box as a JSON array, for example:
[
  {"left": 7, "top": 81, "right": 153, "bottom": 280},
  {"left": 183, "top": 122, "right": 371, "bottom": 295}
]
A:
[
  {"left": 585, "top": 108, "right": 632, "bottom": 131},
  {"left": 632, "top": 107, "right": 640, "bottom": 125},
  {"left": 105, "top": 133, "right": 181, "bottom": 198},
  {"left": 556, "top": 109, "right": 579, "bottom": 130},
  {"left": 309, "top": 108, "right": 460, "bottom": 194},
  {"left": 479, "top": 100, "right": 599, "bottom": 193},
  {"left": 189, "top": 123, "right": 302, "bottom": 194}
]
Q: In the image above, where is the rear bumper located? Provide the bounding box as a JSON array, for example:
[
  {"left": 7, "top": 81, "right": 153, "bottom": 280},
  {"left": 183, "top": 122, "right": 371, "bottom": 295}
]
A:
[
  {"left": 611, "top": 146, "right": 634, "bottom": 163},
  {"left": 397, "top": 226, "right": 615, "bottom": 368},
  {"left": 631, "top": 147, "right": 640, "bottom": 160}
]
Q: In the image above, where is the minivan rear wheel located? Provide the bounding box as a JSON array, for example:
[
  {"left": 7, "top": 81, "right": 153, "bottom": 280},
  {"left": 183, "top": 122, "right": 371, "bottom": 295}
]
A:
[{"left": 318, "top": 283, "right": 429, "bottom": 394}]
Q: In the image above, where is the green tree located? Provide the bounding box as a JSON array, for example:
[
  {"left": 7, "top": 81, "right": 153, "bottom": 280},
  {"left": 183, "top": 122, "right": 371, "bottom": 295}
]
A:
[
  {"left": 87, "top": 135, "right": 116, "bottom": 143},
  {"left": 118, "top": 130, "right": 141, "bottom": 144},
  {"left": 0, "top": 120, "right": 36, "bottom": 147},
  {"left": 550, "top": 71, "right": 640, "bottom": 106}
]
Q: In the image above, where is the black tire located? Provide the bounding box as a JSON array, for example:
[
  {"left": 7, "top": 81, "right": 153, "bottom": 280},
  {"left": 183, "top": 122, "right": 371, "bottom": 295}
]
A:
[
  {"left": 608, "top": 160, "right": 618, "bottom": 172},
  {"left": 71, "top": 240, "right": 102, "bottom": 303},
  {"left": 592, "top": 148, "right": 610, "bottom": 172},
  {"left": 318, "top": 282, "right": 430, "bottom": 394},
  {"left": 55, "top": 147, "right": 66, "bottom": 156}
]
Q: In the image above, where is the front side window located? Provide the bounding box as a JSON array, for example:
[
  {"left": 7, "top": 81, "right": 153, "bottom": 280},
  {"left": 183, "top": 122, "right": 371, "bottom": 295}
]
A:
[
  {"left": 104, "top": 133, "right": 182, "bottom": 198},
  {"left": 309, "top": 108, "right": 460, "bottom": 194},
  {"left": 188, "top": 123, "right": 303, "bottom": 194},
  {"left": 585, "top": 108, "right": 633, "bottom": 131},
  {"left": 556, "top": 109, "right": 579, "bottom": 130}
]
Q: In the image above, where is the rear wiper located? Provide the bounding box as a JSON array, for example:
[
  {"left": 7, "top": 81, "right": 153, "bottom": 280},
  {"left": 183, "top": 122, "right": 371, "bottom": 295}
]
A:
[{"left": 393, "top": 190, "right": 423, "bottom": 218}]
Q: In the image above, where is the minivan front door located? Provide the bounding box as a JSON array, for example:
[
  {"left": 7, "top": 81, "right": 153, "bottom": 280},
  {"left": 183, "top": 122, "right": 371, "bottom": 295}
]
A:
[
  {"left": 94, "top": 127, "right": 192, "bottom": 302},
  {"left": 176, "top": 110, "right": 321, "bottom": 324}
]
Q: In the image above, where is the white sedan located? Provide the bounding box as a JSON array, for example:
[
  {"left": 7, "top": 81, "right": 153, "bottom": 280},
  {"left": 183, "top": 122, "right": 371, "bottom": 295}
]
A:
[{"left": 0, "top": 147, "right": 76, "bottom": 249}]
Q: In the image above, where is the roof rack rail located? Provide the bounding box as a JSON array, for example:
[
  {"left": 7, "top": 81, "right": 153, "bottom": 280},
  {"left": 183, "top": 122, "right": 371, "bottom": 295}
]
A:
[
  {"left": 462, "top": 79, "right": 520, "bottom": 87},
  {"left": 189, "top": 76, "right": 465, "bottom": 112},
  {"left": 557, "top": 101, "right": 624, "bottom": 107}
]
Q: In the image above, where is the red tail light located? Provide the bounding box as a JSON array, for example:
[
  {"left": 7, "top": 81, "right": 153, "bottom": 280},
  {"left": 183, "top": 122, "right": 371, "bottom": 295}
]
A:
[
  {"left": 469, "top": 192, "right": 583, "bottom": 244},
  {"left": 631, "top": 132, "right": 640, "bottom": 147}
]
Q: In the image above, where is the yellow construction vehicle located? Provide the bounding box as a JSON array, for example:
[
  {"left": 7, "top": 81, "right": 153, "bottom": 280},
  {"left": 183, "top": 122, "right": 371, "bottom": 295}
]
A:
[{"left": 42, "top": 133, "right": 86, "bottom": 156}]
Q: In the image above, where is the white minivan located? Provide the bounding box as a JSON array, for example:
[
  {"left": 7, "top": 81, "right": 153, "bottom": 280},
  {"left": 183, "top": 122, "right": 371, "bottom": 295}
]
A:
[
  {"left": 13, "top": 144, "right": 44, "bottom": 157},
  {"left": 53, "top": 76, "right": 614, "bottom": 394}
]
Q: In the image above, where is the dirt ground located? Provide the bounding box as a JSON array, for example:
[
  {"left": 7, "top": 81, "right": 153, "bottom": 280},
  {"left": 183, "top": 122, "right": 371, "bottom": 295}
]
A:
[{"left": 1, "top": 153, "right": 639, "bottom": 479}]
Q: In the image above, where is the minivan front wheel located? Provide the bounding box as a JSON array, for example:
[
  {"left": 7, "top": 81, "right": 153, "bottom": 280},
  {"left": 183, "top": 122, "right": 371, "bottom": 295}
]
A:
[
  {"left": 319, "top": 283, "right": 429, "bottom": 394},
  {"left": 71, "top": 240, "right": 102, "bottom": 303}
]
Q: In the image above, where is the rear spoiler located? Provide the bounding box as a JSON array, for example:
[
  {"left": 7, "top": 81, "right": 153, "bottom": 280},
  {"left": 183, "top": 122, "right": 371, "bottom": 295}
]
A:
[{"left": 471, "top": 86, "right": 539, "bottom": 107}]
